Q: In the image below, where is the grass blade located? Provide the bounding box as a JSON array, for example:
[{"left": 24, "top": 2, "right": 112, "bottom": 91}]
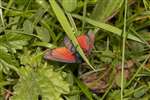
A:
[
  {"left": 49, "top": 0, "right": 95, "bottom": 70},
  {"left": 121, "top": 0, "right": 128, "bottom": 99},
  {"left": 72, "top": 14, "right": 144, "bottom": 43},
  {"left": 75, "top": 77, "right": 94, "bottom": 100}
]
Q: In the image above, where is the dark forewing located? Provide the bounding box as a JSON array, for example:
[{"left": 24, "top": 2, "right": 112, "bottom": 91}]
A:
[{"left": 64, "top": 36, "right": 76, "bottom": 53}]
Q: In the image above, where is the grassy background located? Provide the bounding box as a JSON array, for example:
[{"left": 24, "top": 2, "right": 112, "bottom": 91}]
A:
[{"left": 0, "top": 0, "right": 150, "bottom": 100}]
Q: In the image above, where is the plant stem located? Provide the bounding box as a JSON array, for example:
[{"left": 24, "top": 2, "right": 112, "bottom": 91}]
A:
[{"left": 121, "top": 0, "right": 128, "bottom": 99}]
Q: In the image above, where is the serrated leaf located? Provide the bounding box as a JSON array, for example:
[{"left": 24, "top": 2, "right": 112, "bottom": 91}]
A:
[
  {"left": 19, "top": 49, "right": 43, "bottom": 67},
  {"left": 64, "top": 86, "right": 80, "bottom": 100},
  {"left": 0, "top": 48, "right": 19, "bottom": 73},
  {"left": 0, "top": 48, "right": 17, "bottom": 66},
  {"left": 0, "top": 33, "right": 32, "bottom": 53},
  {"left": 100, "top": 49, "right": 113, "bottom": 63},
  {"left": 11, "top": 66, "right": 70, "bottom": 100}
]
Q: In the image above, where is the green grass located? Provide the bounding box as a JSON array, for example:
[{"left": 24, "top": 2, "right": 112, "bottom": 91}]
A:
[{"left": 0, "top": 0, "right": 150, "bottom": 100}]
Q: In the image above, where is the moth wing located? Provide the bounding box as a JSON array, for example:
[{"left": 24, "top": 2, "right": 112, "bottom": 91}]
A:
[
  {"left": 64, "top": 32, "right": 95, "bottom": 55},
  {"left": 64, "top": 36, "right": 76, "bottom": 53},
  {"left": 44, "top": 47, "right": 76, "bottom": 63},
  {"left": 77, "top": 34, "right": 90, "bottom": 54}
]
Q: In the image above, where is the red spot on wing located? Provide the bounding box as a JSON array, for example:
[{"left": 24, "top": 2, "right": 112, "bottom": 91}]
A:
[
  {"left": 44, "top": 47, "right": 76, "bottom": 63},
  {"left": 77, "top": 34, "right": 90, "bottom": 54},
  {"left": 63, "top": 32, "right": 95, "bottom": 55}
]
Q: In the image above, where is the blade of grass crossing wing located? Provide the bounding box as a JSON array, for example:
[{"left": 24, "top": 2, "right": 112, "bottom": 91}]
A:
[
  {"left": 72, "top": 14, "right": 144, "bottom": 43},
  {"left": 49, "top": 0, "right": 95, "bottom": 70}
]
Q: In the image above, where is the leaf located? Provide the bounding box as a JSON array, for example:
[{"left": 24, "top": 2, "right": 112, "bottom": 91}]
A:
[
  {"left": 100, "top": 49, "right": 113, "bottom": 63},
  {"left": 36, "top": 0, "right": 49, "bottom": 11},
  {"left": 72, "top": 14, "right": 144, "bottom": 43},
  {"left": 32, "top": 42, "right": 56, "bottom": 49},
  {"left": 75, "top": 78, "right": 94, "bottom": 100},
  {"left": 11, "top": 66, "right": 70, "bottom": 100},
  {"left": 49, "top": 0, "right": 95, "bottom": 70},
  {"left": 15, "top": 0, "right": 26, "bottom": 5},
  {"left": 133, "top": 86, "right": 148, "bottom": 98},
  {"left": 0, "top": 33, "right": 32, "bottom": 53},
  {"left": 0, "top": 48, "right": 17, "bottom": 65},
  {"left": 19, "top": 49, "right": 43, "bottom": 67},
  {"left": 62, "top": 0, "right": 77, "bottom": 12},
  {"left": 107, "top": 90, "right": 121, "bottom": 100},
  {"left": 23, "top": 20, "right": 34, "bottom": 34},
  {"left": 91, "top": 0, "right": 124, "bottom": 21},
  {"left": 0, "top": 48, "right": 19, "bottom": 74},
  {"left": 65, "top": 86, "right": 80, "bottom": 100},
  {"left": 35, "top": 26, "right": 50, "bottom": 42},
  {"left": 0, "top": 32, "right": 31, "bottom": 73},
  {"left": 115, "top": 72, "right": 126, "bottom": 88}
]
